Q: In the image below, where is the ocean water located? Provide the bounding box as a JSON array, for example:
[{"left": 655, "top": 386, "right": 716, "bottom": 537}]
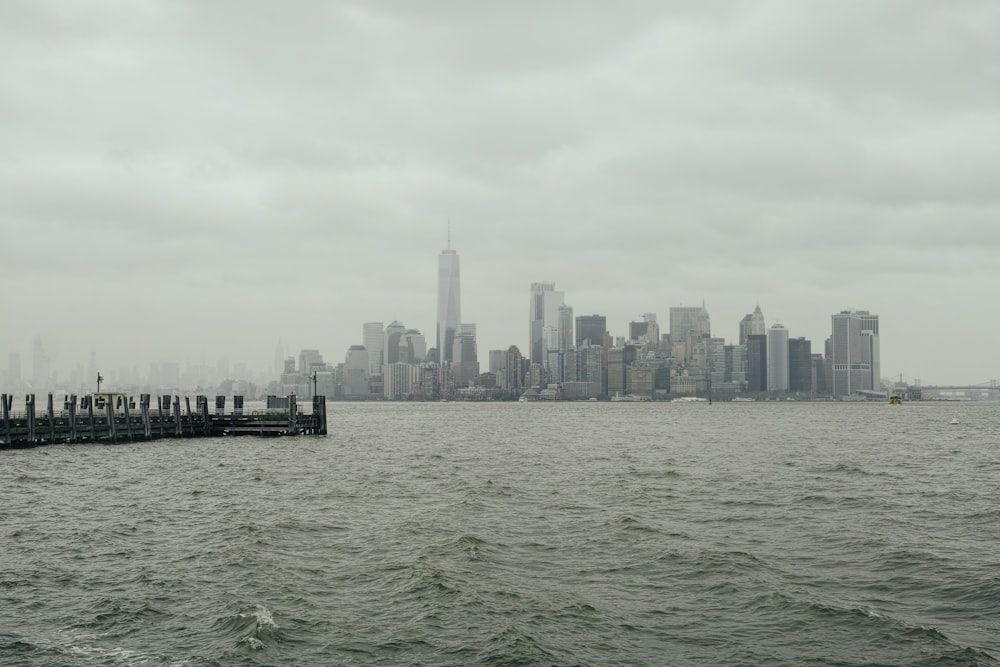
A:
[{"left": 1, "top": 401, "right": 998, "bottom": 666}]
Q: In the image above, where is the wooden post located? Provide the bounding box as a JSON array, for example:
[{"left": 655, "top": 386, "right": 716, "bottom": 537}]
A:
[
  {"left": 47, "top": 393, "right": 56, "bottom": 442},
  {"left": 106, "top": 400, "right": 116, "bottom": 442},
  {"left": 69, "top": 394, "right": 78, "bottom": 442},
  {"left": 317, "top": 395, "right": 327, "bottom": 435},
  {"left": 123, "top": 395, "right": 133, "bottom": 441},
  {"left": 184, "top": 397, "right": 192, "bottom": 436},
  {"left": 288, "top": 394, "right": 297, "bottom": 435},
  {"left": 199, "top": 396, "right": 210, "bottom": 435},
  {"left": 2, "top": 394, "right": 11, "bottom": 445},
  {"left": 27, "top": 394, "right": 36, "bottom": 443},
  {"left": 87, "top": 396, "right": 96, "bottom": 441},
  {"left": 158, "top": 395, "right": 166, "bottom": 437},
  {"left": 141, "top": 394, "right": 151, "bottom": 439},
  {"left": 173, "top": 397, "right": 182, "bottom": 437}
]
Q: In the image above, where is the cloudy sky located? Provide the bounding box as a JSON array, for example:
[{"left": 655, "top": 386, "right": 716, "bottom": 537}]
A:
[{"left": 2, "top": 0, "right": 997, "bottom": 386}]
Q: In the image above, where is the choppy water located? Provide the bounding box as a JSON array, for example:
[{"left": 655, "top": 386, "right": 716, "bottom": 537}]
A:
[{"left": 1, "top": 401, "right": 998, "bottom": 666}]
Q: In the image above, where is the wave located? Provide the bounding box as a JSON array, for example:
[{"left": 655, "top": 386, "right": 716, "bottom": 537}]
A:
[{"left": 212, "top": 603, "right": 284, "bottom": 651}]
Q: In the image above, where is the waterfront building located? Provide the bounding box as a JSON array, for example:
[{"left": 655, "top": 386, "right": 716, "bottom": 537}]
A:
[
  {"left": 343, "top": 346, "right": 370, "bottom": 398},
  {"left": 767, "top": 324, "right": 789, "bottom": 392},
  {"left": 746, "top": 334, "right": 767, "bottom": 393},
  {"left": 383, "top": 362, "right": 414, "bottom": 399},
  {"left": 399, "top": 330, "right": 427, "bottom": 364},
  {"left": 383, "top": 321, "right": 406, "bottom": 365},
  {"left": 724, "top": 344, "right": 747, "bottom": 385},
  {"left": 558, "top": 304, "right": 574, "bottom": 355},
  {"left": 831, "top": 310, "right": 880, "bottom": 396},
  {"left": 811, "top": 353, "right": 828, "bottom": 395},
  {"left": 788, "top": 337, "right": 813, "bottom": 393},
  {"left": 575, "top": 314, "right": 607, "bottom": 348},
  {"left": 362, "top": 322, "right": 385, "bottom": 378},
  {"left": 529, "top": 282, "right": 564, "bottom": 364},
  {"left": 502, "top": 345, "right": 524, "bottom": 392},
  {"left": 738, "top": 305, "right": 766, "bottom": 346},
  {"left": 437, "top": 236, "right": 461, "bottom": 364},
  {"left": 452, "top": 324, "right": 480, "bottom": 388},
  {"left": 607, "top": 345, "right": 639, "bottom": 396}
]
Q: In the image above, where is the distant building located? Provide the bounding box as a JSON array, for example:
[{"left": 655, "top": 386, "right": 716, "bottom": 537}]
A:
[
  {"left": 437, "top": 236, "right": 461, "bottom": 364},
  {"left": 788, "top": 337, "right": 813, "bottom": 393},
  {"left": 575, "top": 314, "right": 607, "bottom": 348},
  {"left": 831, "top": 310, "right": 880, "bottom": 396},
  {"left": 343, "top": 345, "right": 370, "bottom": 398},
  {"left": 363, "top": 322, "right": 385, "bottom": 379},
  {"left": 529, "top": 282, "right": 564, "bottom": 364},
  {"left": 739, "top": 305, "right": 766, "bottom": 345},
  {"left": 766, "top": 324, "right": 789, "bottom": 392},
  {"left": 746, "top": 334, "right": 767, "bottom": 393}
]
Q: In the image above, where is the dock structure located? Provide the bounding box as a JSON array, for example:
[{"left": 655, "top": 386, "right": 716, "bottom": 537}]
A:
[{"left": 0, "top": 393, "right": 327, "bottom": 449}]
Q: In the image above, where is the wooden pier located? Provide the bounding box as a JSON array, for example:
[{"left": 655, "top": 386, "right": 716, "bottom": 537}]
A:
[{"left": 0, "top": 393, "right": 327, "bottom": 449}]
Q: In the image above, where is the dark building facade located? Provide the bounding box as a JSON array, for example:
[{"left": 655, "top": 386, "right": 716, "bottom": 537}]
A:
[
  {"left": 576, "top": 315, "right": 607, "bottom": 347},
  {"left": 788, "top": 337, "right": 813, "bottom": 393},
  {"left": 746, "top": 334, "right": 767, "bottom": 394}
]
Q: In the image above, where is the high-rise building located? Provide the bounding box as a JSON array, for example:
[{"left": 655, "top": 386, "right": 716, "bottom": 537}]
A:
[
  {"left": 452, "top": 324, "right": 479, "bottom": 388},
  {"left": 739, "top": 304, "right": 766, "bottom": 345},
  {"left": 746, "top": 334, "right": 767, "bottom": 393},
  {"left": 529, "top": 282, "right": 564, "bottom": 364},
  {"left": 399, "top": 330, "right": 427, "bottom": 364},
  {"left": 384, "top": 321, "right": 406, "bottom": 366},
  {"left": 831, "top": 310, "right": 880, "bottom": 396},
  {"left": 502, "top": 345, "right": 524, "bottom": 392},
  {"left": 788, "top": 337, "right": 813, "bottom": 393},
  {"left": 575, "top": 315, "right": 606, "bottom": 347},
  {"left": 557, "top": 304, "right": 574, "bottom": 354},
  {"left": 766, "top": 324, "right": 789, "bottom": 392},
  {"left": 437, "top": 235, "right": 461, "bottom": 364},
  {"left": 343, "top": 345, "right": 370, "bottom": 398},
  {"left": 363, "top": 322, "right": 385, "bottom": 378}
]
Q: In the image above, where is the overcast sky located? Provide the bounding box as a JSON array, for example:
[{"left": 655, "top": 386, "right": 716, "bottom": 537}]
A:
[{"left": 2, "top": 1, "right": 998, "bottom": 386}]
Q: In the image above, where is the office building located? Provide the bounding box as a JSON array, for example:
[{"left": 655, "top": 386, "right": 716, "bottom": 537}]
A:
[
  {"left": 831, "top": 310, "right": 880, "bottom": 396},
  {"left": 766, "top": 324, "right": 789, "bottom": 392},
  {"left": 788, "top": 337, "right": 813, "bottom": 393},
  {"left": 363, "top": 322, "right": 385, "bottom": 378},
  {"left": 575, "top": 314, "right": 606, "bottom": 347},
  {"left": 437, "top": 235, "right": 461, "bottom": 364},
  {"left": 529, "top": 282, "right": 564, "bottom": 364},
  {"left": 746, "top": 334, "right": 767, "bottom": 393}
]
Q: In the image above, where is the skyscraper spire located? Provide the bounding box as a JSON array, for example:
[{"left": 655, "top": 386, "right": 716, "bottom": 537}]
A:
[{"left": 447, "top": 220, "right": 451, "bottom": 250}]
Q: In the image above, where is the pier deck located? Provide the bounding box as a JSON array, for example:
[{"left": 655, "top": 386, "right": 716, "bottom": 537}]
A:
[{"left": 0, "top": 393, "right": 327, "bottom": 448}]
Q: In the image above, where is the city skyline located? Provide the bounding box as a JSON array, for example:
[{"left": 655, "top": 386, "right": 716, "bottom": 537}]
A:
[{"left": 1, "top": 2, "right": 998, "bottom": 387}]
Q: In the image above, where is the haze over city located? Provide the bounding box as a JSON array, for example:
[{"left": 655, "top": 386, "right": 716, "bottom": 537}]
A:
[{"left": 2, "top": 1, "right": 998, "bottom": 386}]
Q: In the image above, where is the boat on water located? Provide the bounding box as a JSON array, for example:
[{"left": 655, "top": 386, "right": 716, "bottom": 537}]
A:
[
  {"left": 673, "top": 396, "right": 708, "bottom": 403},
  {"left": 889, "top": 395, "right": 903, "bottom": 405},
  {"left": 949, "top": 417, "right": 959, "bottom": 425},
  {"left": 732, "top": 397, "right": 755, "bottom": 402},
  {"left": 611, "top": 392, "right": 651, "bottom": 402}
]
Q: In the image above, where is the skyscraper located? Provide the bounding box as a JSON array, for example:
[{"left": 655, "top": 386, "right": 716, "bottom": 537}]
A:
[
  {"left": 437, "top": 234, "right": 461, "bottom": 364},
  {"left": 766, "top": 324, "right": 789, "bottom": 392},
  {"left": 739, "top": 304, "right": 766, "bottom": 345},
  {"left": 363, "top": 322, "right": 385, "bottom": 378},
  {"left": 575, "top": 315, "right": 606, "bottom": 347},
  {"left": 831, "top": 310, "right": 880, "bottom": 396},
  {"left": 788, "top": 337, "right": 813, "bottom": 393},
  {"left": 529, "top": 282, "right": 564, "bottom": 364},
  {"left": 746, "top": 334, "right": 767, "bottom": 393}
]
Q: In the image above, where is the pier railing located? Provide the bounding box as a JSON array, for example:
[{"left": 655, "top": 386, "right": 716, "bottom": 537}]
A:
[{"left": 0, "top": 393, "right": 327, "bottom": 448}]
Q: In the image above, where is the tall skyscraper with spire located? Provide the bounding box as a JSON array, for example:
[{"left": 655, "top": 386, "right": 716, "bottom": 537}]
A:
[{"left": 436, "top": 228, "right": 461, "bottom": 364}]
